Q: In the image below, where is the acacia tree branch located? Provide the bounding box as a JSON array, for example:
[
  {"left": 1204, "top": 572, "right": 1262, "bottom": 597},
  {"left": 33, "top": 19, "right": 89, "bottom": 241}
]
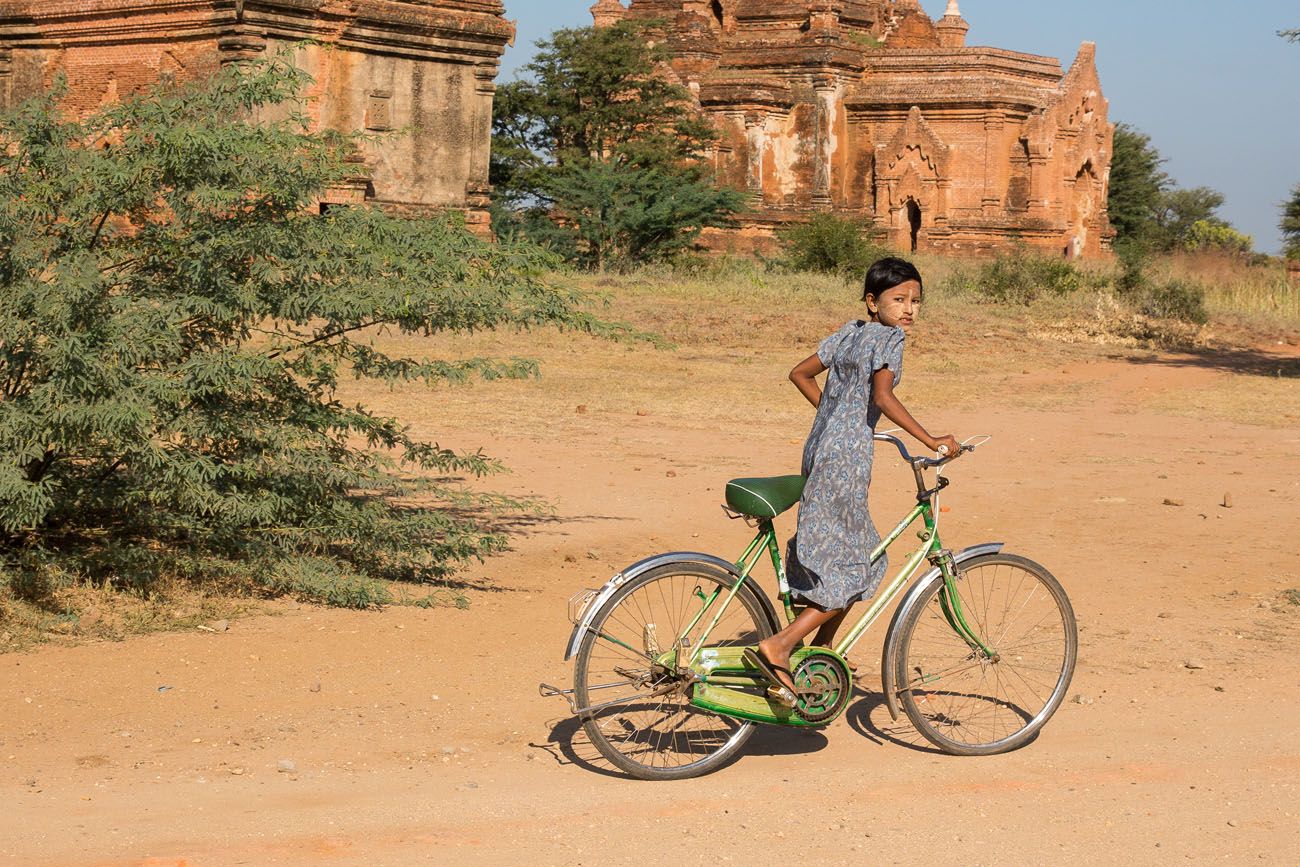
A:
[
  {"left": 265, "top": 319, "right": 384, "bottom": 359},
  {"left": 88, "top": 210, "right": 111, "bottom": 250}
]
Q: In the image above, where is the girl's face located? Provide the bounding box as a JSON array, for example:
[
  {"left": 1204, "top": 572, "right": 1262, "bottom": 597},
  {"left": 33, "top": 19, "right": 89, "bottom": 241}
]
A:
[{"left": 867, "top": 280, "right": 923, "bottom": 332}]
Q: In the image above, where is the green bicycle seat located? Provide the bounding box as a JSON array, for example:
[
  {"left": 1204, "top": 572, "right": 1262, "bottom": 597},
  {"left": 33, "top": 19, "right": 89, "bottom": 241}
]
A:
[{"left": 724, "top": 475, "right": 806, "bottom": 519}]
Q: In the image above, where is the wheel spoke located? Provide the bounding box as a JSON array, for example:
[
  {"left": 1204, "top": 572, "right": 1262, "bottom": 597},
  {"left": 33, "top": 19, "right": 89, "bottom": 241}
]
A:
[
  {"left": 898, "top": 556, "right": 1076, "bottom": 755},
  {"left": 575, "top": 566, "right": 771, "bottom": 779}
]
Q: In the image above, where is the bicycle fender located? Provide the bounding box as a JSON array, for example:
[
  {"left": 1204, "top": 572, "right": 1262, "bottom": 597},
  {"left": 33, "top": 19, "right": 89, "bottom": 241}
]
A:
[
  {"left": 563, "top": 551, "right": 781, "bottom": 661},
  {"left": 880, "top": 543, "right": 1004, "bottom": 721}
]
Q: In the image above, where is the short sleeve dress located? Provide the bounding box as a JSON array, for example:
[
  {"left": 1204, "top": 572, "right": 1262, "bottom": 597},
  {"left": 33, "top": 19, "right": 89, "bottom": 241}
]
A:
[{"left": 786, "top": 320, "right": 906, "bottom": 610}]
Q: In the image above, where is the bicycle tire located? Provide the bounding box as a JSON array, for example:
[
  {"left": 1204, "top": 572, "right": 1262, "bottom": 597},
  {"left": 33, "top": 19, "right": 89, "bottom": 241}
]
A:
[
  {"left": 574, "top": 562, "right": 777, "bottom": 780},
  {"left": 894, "top": 552, "right": 1077, "bottom": 756}
]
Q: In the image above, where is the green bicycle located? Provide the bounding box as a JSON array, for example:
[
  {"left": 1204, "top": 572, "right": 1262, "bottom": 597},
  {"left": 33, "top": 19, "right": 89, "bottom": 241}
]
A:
[{"left": 541, "top": 434, "right": 1077, "bottom": 780}]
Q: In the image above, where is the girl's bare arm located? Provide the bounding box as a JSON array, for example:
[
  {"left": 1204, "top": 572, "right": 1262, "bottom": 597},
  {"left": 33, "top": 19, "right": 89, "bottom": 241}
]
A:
[
  {"left": 871, "top": 367, "right": 960, "bottom": 456},
  {"left": 789, "top": 353, "right": 827, "bottom": 408}
]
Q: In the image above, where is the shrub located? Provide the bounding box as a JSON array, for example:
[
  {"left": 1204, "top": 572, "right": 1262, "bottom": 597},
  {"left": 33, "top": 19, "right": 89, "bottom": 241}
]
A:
[
  {"left": 1125, "top": 280, "right": 1210, "bottom": 324},
  {"left": 0, "top": 56, "right": 623, "bottom": 608},
  {"left": 779, "top": 214, "right": 892, "bottom": 278},
  {"left": 1112, "top": 253, "right": 1209, "bottom": 324},
  {"left": 949, "top": 248, "right": 1086, "bottom": 305}
]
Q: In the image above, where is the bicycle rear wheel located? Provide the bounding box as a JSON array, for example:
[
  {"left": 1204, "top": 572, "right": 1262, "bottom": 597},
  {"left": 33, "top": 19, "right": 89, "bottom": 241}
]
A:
[
  {"left": 574, "top": 563, "right": 777, "bottom": 780},
  {"left": 894, "top": 553, "right": 1076, "bottom": 756}
]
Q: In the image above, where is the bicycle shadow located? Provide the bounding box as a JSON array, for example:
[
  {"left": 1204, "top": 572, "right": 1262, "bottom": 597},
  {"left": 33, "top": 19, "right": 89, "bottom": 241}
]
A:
[
  {"left": 844, "top": 685, "right": 1043, "bottom": 754},
  {"left": 842, "top": 687, "right": 946, "bottom": 755},
  {"left": 535, "top": 713, "right": 831, "bottom": 779}
]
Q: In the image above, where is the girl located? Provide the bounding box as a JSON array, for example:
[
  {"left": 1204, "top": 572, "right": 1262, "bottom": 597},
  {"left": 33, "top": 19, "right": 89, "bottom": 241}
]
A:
[{"left": 746, "top": 257, "right": 961, "bottom": 706}]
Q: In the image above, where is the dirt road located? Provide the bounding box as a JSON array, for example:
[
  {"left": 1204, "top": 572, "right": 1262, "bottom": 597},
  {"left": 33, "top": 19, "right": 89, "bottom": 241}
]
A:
[{"left": 4, "top": 348, "right": 1300, "bottom": 865}]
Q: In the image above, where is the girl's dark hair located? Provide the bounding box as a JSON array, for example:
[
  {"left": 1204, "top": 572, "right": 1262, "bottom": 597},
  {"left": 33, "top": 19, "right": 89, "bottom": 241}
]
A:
[{"left": 863, "top": 257, "right": 923, "bottom": 301}]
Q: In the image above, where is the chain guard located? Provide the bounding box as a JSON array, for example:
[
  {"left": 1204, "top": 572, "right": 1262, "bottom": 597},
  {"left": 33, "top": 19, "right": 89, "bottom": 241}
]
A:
[{"left": 793, "top": 650, "right": 853, "bottom": 724}]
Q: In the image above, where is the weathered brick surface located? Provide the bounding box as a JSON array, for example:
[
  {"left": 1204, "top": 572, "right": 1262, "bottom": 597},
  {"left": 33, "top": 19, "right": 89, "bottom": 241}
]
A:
[
  {"left": 598, "top": 0, "right": 1115, "bottom": 258},
  {"left": 0, "top": 0, "right": 515, "bottom": 231}
]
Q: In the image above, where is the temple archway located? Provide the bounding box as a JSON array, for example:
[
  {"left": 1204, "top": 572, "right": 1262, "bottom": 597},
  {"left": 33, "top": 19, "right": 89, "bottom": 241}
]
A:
[
  {"left": 907, "top": 199, "right": 922, "bottom": 253},
  {"left": 1067, "top": 162, "right": 1098, "bottom": 258}
]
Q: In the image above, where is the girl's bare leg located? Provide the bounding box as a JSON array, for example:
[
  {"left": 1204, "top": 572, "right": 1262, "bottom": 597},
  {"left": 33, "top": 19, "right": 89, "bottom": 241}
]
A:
[
  {"left": 757, "top": 606, "right": 843, "bottom": 692},
  {"left": 813, "top": 609, "right": 850, "bottom": 647}
]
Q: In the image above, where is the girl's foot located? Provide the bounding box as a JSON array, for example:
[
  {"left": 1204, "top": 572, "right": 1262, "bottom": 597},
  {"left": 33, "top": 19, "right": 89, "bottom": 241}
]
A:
[
  {"left": 754, "top": 639, "right": 798, "bottom": 693},
  {"left": 744, "top": 647, "right": 798, "bottom": 708}
]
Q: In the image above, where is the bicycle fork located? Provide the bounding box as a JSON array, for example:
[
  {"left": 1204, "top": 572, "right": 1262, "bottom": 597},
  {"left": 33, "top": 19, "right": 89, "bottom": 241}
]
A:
[{"left": 932, "top": 548, "right": 999, "bottom": 661}]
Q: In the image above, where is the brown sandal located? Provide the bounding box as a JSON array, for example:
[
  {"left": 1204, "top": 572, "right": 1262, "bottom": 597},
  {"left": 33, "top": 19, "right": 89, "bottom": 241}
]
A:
[{"left": 744, "top": 647, "right": 798, "bottom": 708}]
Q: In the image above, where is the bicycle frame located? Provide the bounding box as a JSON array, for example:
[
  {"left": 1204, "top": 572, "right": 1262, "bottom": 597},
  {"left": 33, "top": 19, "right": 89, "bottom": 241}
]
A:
[
  {"left": 683, "top": 456, "right": 996, "bottom": 671},
  {"left": 682, "top": 504, "right": 929, "bottom": 667}
]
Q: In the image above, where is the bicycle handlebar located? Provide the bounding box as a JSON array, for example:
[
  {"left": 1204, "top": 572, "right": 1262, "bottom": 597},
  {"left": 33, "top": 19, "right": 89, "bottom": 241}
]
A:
[{"left": 872, "top": 433, "right": 984, "bottom": 469}]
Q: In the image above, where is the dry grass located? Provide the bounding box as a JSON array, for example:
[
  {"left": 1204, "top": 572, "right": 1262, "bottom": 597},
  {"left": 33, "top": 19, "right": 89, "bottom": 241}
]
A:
[
  {"left": 0, "top": 581, "right": 265, "bottom": 652},
  {"left": 1160, "top": 252, "right": 1300, "bottom": 324}
]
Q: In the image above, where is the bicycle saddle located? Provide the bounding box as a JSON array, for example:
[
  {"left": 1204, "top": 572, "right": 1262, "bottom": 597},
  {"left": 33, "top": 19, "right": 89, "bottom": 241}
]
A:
[{"left": 724, "top": 475, "right": 806, "bottom": 519}]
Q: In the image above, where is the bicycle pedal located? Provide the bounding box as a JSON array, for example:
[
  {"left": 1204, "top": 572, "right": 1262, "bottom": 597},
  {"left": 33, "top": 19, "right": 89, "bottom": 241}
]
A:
[{"left": 764, "top": 685, "right": 797, "bottom": 705}]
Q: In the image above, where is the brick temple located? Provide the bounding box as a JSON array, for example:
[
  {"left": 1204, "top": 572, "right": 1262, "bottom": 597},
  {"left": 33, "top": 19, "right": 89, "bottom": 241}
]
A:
[
  {"left": 592, "top": 0, "right": 1115, "bottom": 258},
  {"left": 0, "top": 0, "right": 515, "bottom": 232}
]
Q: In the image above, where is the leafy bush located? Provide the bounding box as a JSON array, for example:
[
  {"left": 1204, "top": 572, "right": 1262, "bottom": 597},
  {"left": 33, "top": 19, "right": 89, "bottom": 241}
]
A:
[
  {"left": 1123, "top": 279, "right": 1209, "bottom": 324},
  {"left": 949, "top": 248, "right": 1087, "bottom": 305},
  {"left": 1112, "top": 253, "right": 1209, "bottom": 324},
  {"left": 0, "top": 56, "right": 620, "bottom": 608},
  {"left": 779, "top": 214, "right": 892, "bottom": 278}
]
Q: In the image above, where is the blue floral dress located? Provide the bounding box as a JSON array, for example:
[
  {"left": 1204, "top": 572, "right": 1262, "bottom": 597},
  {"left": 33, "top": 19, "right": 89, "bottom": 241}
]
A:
[{"left": 786, "top": 320, "right": 905, "bottom": 610}]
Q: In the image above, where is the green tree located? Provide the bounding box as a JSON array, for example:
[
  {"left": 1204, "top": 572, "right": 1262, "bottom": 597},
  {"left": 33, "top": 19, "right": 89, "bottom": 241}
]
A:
[
  {"left": 1154, "top": 186, "right": 1250, "bottom": 252},
  {"left": 1106, "top": 126, "right": 1246, "bottom": 252},
  {"left": 1282, "top": 183, "right": 1300, "bottom": 260},
  {"left": 1106, "top": 123, "right": 1169, "bottom": 248},
  {"left": 1154, "top": 186, "right": 1225, "bottom": 243},
  {"left": 492, "top": 22, "right": 744, "bottom": 269},
  {"left": 1182, "top": 220, "right": 1253, "bottom": 256},
  {"left": 0, "top": 56, "right": 618, "bottom": 607}
]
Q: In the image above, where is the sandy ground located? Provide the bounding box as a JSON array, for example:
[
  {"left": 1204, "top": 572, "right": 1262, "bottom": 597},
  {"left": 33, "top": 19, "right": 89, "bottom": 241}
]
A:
[{"left": 4, "top": 336, "right": 1300, "bottom": 865}]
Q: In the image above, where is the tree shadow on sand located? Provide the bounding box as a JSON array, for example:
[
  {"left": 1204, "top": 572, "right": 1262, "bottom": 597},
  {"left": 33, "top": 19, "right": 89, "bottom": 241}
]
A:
[{"left": 1107, "top": 346, "right": 1300, "bottom": 379}]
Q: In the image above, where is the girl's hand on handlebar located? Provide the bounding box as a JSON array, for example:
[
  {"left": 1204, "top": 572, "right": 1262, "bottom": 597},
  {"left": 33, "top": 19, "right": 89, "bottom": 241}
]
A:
[{"left": 931, "top": 434, "right": 961, "bottom": 459}]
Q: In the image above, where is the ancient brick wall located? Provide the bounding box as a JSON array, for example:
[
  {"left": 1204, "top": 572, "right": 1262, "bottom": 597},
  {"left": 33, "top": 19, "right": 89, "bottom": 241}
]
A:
[
  {"left": 0, "top": 1, "right": 515, "bottom": 232},
  {"left": 597, "top": 0, "right": 1115, "bottom": 259}
]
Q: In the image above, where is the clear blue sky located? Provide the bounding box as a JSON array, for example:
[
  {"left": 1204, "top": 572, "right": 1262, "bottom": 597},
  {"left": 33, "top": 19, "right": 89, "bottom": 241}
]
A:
[{"left": 499, "top": 1, "right": 1300, "bottom": 254}]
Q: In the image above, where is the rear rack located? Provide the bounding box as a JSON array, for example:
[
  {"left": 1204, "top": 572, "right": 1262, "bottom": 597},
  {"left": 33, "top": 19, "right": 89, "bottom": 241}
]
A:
[{"left": 567, "top": 587, "right": 600, "bottom": 625}]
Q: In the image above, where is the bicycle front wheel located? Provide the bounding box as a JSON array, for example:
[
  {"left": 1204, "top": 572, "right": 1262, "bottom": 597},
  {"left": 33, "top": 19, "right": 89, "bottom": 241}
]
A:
[
  {"left": 894, "top": 553, "right": 1077, "bottom": 755},
  {"left": 574, "top": 562, "right": 777, "bottom": 780}
]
